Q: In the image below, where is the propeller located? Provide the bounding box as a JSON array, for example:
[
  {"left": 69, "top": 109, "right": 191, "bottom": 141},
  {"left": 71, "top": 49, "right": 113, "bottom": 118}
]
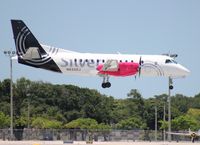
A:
[
  {"left": 135, "top": 56, "right": 143, "bottom": 80},
  {"left": 138, "top": 56, "right": 143, "bottom": 77}
]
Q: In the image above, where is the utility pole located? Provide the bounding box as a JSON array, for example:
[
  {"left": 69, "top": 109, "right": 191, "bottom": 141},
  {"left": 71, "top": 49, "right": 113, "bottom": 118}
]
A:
[
  {"left": 163, "top": 103, "right": 166, "bottom": 142},
  {"left": 162, "top": 53, "right": 177, "bottom": 142},
  {"left": 27, "top": 93, "right": 30, "bottom": 129},
  {"left": 155, "top": 106, "right": 157, "bottom": 141},
  {"left": 27, "top": 92, "right": 30, "bottom": 140},
  {"left": 168, "top": 77, "right": 173, "bottom": 142},
  {"left": 26, "top": 85, "right": 31, "bottom": 130},
  {"left": 4, "top": 50, "right": 16, "bottom": 140}
]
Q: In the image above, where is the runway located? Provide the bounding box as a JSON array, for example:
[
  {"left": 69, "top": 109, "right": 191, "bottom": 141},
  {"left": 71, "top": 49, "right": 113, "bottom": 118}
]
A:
[{"left": 0, "top": 141, "right": 198, "bottom": 145}]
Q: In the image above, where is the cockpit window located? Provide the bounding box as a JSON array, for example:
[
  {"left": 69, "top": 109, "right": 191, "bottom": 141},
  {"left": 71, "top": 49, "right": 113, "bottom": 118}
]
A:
[
  {"left": 165, "top": 59, "right": 171, "bottom": 63},
  {"left": 165, "top": 59, "right": 177, "bottom": 64},
  {"left": 172, "top": 60, "right": 177, "bottom": 64}
]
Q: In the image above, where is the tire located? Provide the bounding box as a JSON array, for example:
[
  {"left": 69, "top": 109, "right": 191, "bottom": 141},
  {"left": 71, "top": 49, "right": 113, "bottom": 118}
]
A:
[
  {"left": 106, "top": 82, "right": 111, "bottom": 88},
  {"left": 169, "top": 85, "right": 173, "bottom": 90},
  {"left": 102, "top": 83, "right": 107, "bottom": 88}
]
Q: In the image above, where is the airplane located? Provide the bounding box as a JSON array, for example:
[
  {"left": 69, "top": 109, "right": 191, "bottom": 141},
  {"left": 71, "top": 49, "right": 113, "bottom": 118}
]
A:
[
  {"left": 167, "top": 129, "right": 200, "bottom": 143},
  {"left": 10, "top": 20, "right": 190, "bottom": 88}
]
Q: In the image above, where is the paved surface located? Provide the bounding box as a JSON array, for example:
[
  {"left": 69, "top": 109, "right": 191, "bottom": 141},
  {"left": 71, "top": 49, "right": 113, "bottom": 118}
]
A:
[{"left": 0, "top": 141, "right": 199, "bottom": 145}]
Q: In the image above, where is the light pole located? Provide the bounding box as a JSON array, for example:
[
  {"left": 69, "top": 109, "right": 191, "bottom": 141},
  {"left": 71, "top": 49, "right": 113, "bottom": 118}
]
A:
[
  {"left": 163, "top": 103, "right": 166, "bottom": 142},
  {"left": 27, "top": 92, "right": 30, "bottom": 140},
  {"left": 168, "top": 77, "right": 173, "bottom": 142},
  {"left": 27, "top": 93, "right": 30, "bottom": 129},
  {"left": 3, "top": 50, "right": 16, "bottom": 140},
  {"left": 155, "top": 106, "right": 157, "bottom": 141},
  {"left": 162, "top": 53, "right": 177, "bottom": 142}
]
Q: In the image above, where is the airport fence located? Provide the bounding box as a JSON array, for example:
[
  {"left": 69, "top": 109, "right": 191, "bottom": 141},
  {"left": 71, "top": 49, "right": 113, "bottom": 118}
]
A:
[{"left": 0, "top": 129, "right": 192, "bottom": 142}]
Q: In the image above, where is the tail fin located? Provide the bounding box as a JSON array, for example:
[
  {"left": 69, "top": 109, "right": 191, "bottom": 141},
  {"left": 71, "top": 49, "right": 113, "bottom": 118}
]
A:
[
  {"left": 11, "top": 20, "right": 46, "bottom": 57},
  {"left": 11, "top": 20, "right": 61, "bottom": 72}
]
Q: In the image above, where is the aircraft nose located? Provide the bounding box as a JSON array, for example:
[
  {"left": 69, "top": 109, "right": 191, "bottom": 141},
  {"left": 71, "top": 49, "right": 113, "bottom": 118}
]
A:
[{"left": 179, "top": 65, "right": 190, "bottom": 77}]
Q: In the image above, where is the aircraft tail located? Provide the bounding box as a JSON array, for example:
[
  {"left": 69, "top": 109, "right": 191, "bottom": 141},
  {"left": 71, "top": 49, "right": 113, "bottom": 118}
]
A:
[{"left": 11, "top": 20, "right": 61, "bottom": 72}]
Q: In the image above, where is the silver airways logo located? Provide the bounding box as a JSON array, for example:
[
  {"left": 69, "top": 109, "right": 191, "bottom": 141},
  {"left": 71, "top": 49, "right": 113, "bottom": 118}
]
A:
[
  {"left": 60, "top": 58, "right": 101, "bottom": 68},
  {"left": 16, "top": 26, "right": 52, "bottom": 66}
]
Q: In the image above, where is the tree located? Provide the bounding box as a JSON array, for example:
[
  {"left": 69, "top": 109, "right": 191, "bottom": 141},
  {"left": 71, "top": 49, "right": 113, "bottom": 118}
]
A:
[
  {"left": 185, "top": 108, "right": 200, "bottom": 130},
  {"left": 159, "top": 120, "right": 168, "bottom": 130},
  {"left": 1, "top": 77, "right": 200, "bottom": 131},
  {"left": 0, "top": 111, "right": 10, "bottom": 128},
  {"left": 15, "top": 116, "right": 27, "bottom": 129},
  {"left": 172, "top": 115, "right": 198, "bottom": 131},
  {"left": 64, "top": 118, "right": 98, "bottom": 129},
  {"left": 171, "top": 94, "right": 193, "bottom": 114},
  {"left": 110, "top": 99, "right": 128, "bottom": 123},
  {"left": 186, "top": 108, "right": 200, "bottom": 121},
  {"left": 1, "top": 79, "right": 10, "bottom": 98},
  {"left": 116, "top": 117, "right": 147, "bottom": 130},
  {"left": 126, "top": 89, "right": 145, "bottom": 119},
  {"left": 31, "top": 117, "right": 62, "bottom": 129}
]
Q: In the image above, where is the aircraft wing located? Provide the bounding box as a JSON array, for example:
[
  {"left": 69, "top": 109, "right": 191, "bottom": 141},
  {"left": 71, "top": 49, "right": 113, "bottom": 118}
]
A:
[
  {"left": 102, "top": 60, "right": 119, "bottom": 72},
  {"left": 166, "top": 132, "right": 191, "bottom": 136}
]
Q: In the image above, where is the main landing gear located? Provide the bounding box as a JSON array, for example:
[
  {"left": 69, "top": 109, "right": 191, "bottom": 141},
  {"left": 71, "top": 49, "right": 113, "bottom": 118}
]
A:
[
  {"left": 101, "top": 75, "right": 111, "bottom": 88},
  {"left": 169, "top": 77, "right": 173, "bottom": 90}
]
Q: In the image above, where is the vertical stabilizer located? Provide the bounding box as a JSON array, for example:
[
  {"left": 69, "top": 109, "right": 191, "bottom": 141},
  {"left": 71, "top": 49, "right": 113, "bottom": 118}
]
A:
[{"left": 11, "top": 20, "right": 61, "bottom": 73}]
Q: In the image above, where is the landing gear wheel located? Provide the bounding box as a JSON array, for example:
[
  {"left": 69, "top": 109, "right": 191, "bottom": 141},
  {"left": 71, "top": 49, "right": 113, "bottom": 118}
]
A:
[
  {"left": 102, "top": 83, "right": 107, "bottom": 88},
  {"left": 169, "top": 85, "right": 173, "bottom": 90},
  {"left": 101, "top": 82, "right": 111, "bottom": 88},
  {"left": 105, "top": 82, "right": 111, "bottom": 88}
]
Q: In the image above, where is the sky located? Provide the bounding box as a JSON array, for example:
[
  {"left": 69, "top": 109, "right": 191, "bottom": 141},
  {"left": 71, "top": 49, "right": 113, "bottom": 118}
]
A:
[{"left": 0, "top": 0, "right": 200, "bottom": 98}]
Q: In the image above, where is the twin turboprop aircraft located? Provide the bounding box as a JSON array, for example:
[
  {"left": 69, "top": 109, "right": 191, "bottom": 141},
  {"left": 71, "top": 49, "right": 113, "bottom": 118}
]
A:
[{"left": 11, "top": 20, "right": 190, "bottom": 88}]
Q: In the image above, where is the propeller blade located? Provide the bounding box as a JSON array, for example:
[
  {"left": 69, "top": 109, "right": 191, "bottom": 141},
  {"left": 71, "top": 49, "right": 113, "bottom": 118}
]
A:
[
  {"left": 135, "top": 56, "right": 143, "bottom": 79},
  {"left": 139, "top": 67, "right": 141, "bottom": 77},
  {"left": 139, "top": 56, "right": 142, "bottom": 65},
  {"left": 138, "top": 56, "right": 142, "bottom": 77}
]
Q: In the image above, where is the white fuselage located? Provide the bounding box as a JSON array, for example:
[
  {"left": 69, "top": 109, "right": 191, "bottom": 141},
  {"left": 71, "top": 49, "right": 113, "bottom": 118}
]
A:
[
  {"left": 43, "top": 45, "right": 190, "bottom": 78},
  {"left": 11, "top": 19, "right": 190, "bottom": 88}
]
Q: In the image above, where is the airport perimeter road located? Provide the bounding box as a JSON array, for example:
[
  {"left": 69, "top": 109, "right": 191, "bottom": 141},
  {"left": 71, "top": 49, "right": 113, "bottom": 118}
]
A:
[{"left": 0, "top": 141, "right": 199, "bottom": 145}]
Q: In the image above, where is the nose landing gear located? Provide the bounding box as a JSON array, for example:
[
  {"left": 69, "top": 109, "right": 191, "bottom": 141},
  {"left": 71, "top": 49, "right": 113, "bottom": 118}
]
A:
[
  {"left": 101, "top": 75, "right": 111, "bottom": 88},
  {"left": 169, "top": 77, "right": 173, "bottom": 90}
]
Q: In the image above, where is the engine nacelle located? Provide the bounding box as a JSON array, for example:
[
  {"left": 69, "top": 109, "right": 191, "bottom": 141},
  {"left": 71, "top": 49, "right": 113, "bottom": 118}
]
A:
[{"left": 97, "top": 62, "right": 139, "bottom": 76}]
